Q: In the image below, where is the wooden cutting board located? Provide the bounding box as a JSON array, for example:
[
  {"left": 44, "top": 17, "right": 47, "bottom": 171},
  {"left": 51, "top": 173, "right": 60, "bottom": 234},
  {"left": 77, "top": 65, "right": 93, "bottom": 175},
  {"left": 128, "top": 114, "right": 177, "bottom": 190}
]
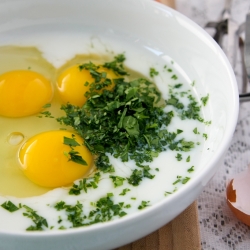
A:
[{"left": 116, "top": 202, "right": 201, "bottom": 250}]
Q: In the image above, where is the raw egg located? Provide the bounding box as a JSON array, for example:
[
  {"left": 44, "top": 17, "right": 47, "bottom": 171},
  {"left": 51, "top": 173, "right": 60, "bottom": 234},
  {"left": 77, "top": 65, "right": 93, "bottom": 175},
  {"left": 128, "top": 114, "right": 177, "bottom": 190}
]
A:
[
  {"left": 0, "top": 70, "right": 53, "bottom": 117},
  {"left": 0, "top": 46, "right": 59, "bottom": 197},
  {"left": 226, "top": 166, "right": 250, "bottom": 226},
  {"left": 19, "top": 130, "right": 93, "bottom": 188},
  {"left": 56, "top": 64, "right": 117, "bottom": 107}
]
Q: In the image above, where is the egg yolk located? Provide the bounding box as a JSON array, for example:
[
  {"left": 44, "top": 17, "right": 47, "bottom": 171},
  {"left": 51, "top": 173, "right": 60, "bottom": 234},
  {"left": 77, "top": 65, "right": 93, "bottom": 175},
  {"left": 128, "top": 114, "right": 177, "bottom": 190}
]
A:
[
  {"left": 56, "top": 64, "right": 117, "bottom": 107},
  {"left": 19, "top": 130, "right": 93, "bottom": 188},
  {"left": 0, "top": 70, "right": 53, "bottom": 118}
]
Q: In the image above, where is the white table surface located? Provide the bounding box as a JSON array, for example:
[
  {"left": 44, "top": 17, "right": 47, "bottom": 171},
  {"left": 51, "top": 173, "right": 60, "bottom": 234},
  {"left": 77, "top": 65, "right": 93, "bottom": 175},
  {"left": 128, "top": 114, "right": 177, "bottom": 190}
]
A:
[{"left": 175, "top": 0, "right": 250, "bottom": 249}]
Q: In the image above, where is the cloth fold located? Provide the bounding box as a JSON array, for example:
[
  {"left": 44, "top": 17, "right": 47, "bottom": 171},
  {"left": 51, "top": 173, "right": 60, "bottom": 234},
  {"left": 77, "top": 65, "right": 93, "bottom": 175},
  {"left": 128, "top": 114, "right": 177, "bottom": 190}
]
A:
[{"left": 117, "top": 201, "right": 201, "bottom": 250}]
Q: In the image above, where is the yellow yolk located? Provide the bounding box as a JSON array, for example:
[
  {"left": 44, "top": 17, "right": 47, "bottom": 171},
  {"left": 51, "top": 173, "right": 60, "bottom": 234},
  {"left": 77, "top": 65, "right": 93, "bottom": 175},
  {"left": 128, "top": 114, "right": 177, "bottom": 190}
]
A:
[
  {"left": 0, "top": 70, "right": 53, "bottom": 118},
  {"left": 18, "top": 131, "right": 93, "bottom": 188},
  {"left": 56, "top": 65, "right": 117, "bottom": 107}
]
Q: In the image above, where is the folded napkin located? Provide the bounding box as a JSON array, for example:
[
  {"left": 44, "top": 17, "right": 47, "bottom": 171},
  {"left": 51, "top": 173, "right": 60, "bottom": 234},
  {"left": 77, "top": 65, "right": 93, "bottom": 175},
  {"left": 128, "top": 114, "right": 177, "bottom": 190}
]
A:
[{"left": 117, "top": 202, "right": 201, "bottom": 250}]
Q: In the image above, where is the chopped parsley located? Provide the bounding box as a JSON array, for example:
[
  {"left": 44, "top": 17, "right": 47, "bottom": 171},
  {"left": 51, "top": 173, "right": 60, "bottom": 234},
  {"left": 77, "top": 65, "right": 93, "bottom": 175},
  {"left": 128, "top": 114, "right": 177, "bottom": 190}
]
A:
[
  {"left": 174, "top": 83, "right": 183, "bottom": 88},
  {"left": 149, "top": 68, "right": 159, "bottom": 77},
  {"left": 54, "top": 194, "right": 129, "bottom": 227},
  {"left": 57, "top": 56, "right": 204, "bottom": 187},
  {"left": 182, "top": 177, "right": 190, "bottom": 184},
  {"left": 164, "top": 187, "right": 178, "bottom": 196},
  {"left": 52, "top": 55, "right": 207, "bottom": 228},
  {"left": 193, "top": 127, "right": 199, "bottom": 134},
  {"left": 166, "top": 95, "right": 184, "bottom": 109},
  {"left": 42, "top": 103, "right": 51, "bottom": 109},
  {"left": 63, "top": 134, "right": 87, "bottom": 166},
  {"left": 176, "top": 153, "right": 182, "bottom": 161},
  {"left": 37, "top": 103, "right": 54, "bottom": 118},
  {"left": 173, "top": 175, "right": 191, "bottom": 185},
  {"left": 1, "top": 201, "right": 19, "bottom": 212},
  {"left": 109, "top": 175, "right": 126, "bottom": 187},
  {"left": 119, "top": 188, "right": 131, "bottom": 196},
  {"left": 201, "top": 94, "right": 209, "bottom": 106},
  {"left": 38, "top": 111, "right": 54, "bottom": 118},
  {"left": 57, "top": 59, "right": 180, "bottom": 187},
  {"left": 138, "top": 201, "right": 150, "bottom": 210},
  {"left": 63, "top": 135, "right": 80, "bottom": 147},
  {"left": 23, "top": 205, "right": 48, "bottom": 231},
  {"left": 103, "top": 54, "right": 128, "bottom": 76},
  {"left": 69, "top": 172, "right": 101, "bottom": 195},
  {"left": 203, "top": 133, "right": 208, "bottom": 140},
  {"left": 171, "top": 74, "right": 178, "bottom": 80},
  {"left": 187, "top": 166, "right": 195, "bottom": 173}
]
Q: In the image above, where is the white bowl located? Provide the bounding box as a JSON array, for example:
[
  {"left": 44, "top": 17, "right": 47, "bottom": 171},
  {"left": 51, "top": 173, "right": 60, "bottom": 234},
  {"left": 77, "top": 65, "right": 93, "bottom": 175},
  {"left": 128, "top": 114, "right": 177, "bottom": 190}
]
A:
[{"left": 0, "top": 0, "right": 239, "bottom": 249}]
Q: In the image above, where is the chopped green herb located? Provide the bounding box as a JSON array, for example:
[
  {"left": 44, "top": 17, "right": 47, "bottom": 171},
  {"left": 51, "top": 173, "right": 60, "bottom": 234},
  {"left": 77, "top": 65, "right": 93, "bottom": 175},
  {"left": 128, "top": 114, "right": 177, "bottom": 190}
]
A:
[
  {"left": 69, "top": 172, "right": 101, "bottom": 195},
  {"left": 174, "top": 83, "right": 183, "bottom": 88},
  {"left": 181, "top": 96, "right": 203, "bottom": 121},
  {"left": 55, "top": 201, "right": 66, "bottom": 211},
  {"left": 138, "top": 201, "right": 150, "bottom": 210},
  {"left": 23, "top": 205, "right": 48, "bottom": 231},
  {"left": 119, "top": 188, "right": 131, "bottom": 196},
  {"left": 201, "top": 94, "right": 209, "bottom": 106},
  {"left": 204, "top": 120, "right": 212, "bottom": 125},
  {"left": 149, "top": 68, "right": 159, "bottom": 77},
  {"left": 67, "top": 150, "right": 88, "bottom": 165},
  {"left": 127, "top": 169, "right": 143, "bottom": 186},
  {"left": 103, "top": 54, "right": 128, "bottom": 76},
  {"left": 1, "top": 201, "right": 19, "bottom": 212},
  {"left": 177, "top": 129, "right": 183, "bottom": 134},
  {"left": 53, "top": 55, "right": 205, "bottom": 228},
  {"left": 203, "top": 133, "right": 208, "bottom": 140},
  {"left": 164, "top": 186, "right": 178, "bottom": 196},
  {"left": 38, "top": 111, "right": 54, "bottom": 118},
  {"left": 166, "top": 95, "right": 184, "bottom": 109},
  {"left": 173, "top": 175, "right": 190, "bottom": 185},
  {"left": 58, "top": 216, "right": 62, "bottom": 223},
  {"left": 171, "top": 74, "right": 178, "bottom": 80},
  {"left": 193, "top": 127, "right": 199, "bottom": 134},
  {"left": 42, "top": 103, "right": 51, "bottom": 109},
  {"left": 164, "top": 191, "right": 172, "bottom": 196},
  {"left": 187, "top": 166, "right": 195, "bottom": 173},
  {"left": 57, "top": 61, "right": 180, "bottom": 187},
  {"left": 110, "top": 175, "right": 125, "bottom": 187},
  {"left": 173, "top": 178, "right": 181, "bottom": 185},
  {"left": 63, "top": 135, "right": 80, "bottom": 147},
  {"left": 182, "top": 177, "right": 190, "bottom": 184},
  {"left": 176, "top": 153, "right": 182, "bottom": 161},
  {"left": 63, "top": 134, "right": 87, "bottom": 166}
]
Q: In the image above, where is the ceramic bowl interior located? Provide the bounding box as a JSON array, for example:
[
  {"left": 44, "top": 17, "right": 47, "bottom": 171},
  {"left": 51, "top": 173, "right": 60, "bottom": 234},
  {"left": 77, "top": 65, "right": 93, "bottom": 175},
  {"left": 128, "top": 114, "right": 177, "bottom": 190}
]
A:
[{"left": 0, "top": 0, "right": 238, "bottom": 249}]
